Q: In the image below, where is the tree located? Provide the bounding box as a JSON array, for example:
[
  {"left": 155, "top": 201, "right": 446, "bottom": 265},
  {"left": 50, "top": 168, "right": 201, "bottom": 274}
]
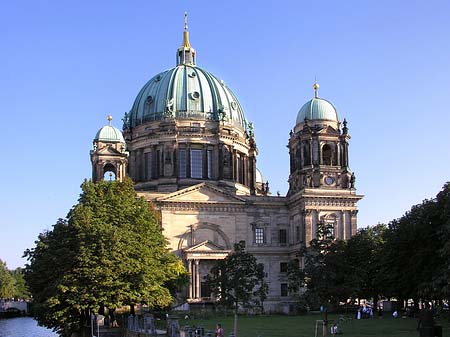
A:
[
  {"left": 11, "top": 268, "right": 30, "bottom": 300},
  {"left": 24, "top": 178, "right": 188, "bottom": 337},
  {"left": 301, "top": 222, "right": 349, "bottom": 336},
  {"left": 205, "top": 241, "right": 267, "bottom": 337},
  {"left": 430, "top": 182, "right": 450, "bottom": 300},
  {"left": 0, "top": 259, "right": 15, "bottom": 299},
  {"left": 344, "top": 224, "right": 386, "bottom": 307}
]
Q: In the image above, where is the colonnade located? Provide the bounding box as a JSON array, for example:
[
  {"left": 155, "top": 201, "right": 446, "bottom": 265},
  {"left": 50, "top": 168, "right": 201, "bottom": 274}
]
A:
[{"left": 187, "top": 259, "right": 201, "bottom": 299}]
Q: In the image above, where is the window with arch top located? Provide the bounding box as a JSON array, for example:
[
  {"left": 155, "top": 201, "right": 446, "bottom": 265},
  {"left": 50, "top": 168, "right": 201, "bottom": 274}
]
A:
[
  {"left": 103, "top": 163, "right": 116, "bottom": 181},
  {"left": 322, "top": 143, "right": 334, "bottom": 165}
]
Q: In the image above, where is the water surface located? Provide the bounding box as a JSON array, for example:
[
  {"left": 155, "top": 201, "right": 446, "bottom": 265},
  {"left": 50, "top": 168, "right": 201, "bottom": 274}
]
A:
[{"left": 0, "top": 317, "right": 57, "bottom": 337}]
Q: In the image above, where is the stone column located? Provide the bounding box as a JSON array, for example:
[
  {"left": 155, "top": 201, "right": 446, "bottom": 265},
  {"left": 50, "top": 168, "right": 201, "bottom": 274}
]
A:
[
  {"left": 341, "top": 210, "right": 346, "bottom": 240},
  {"left": 186, "top": 143, "right": 191, "bottom": 178},
  {"left": 203, "top": 144, "right": 208, "bottom": 179},
  {"left": 195, "top": 260, "right": 200, "bottom": 299},
  {"left": 350, "top": 210, "right": 358, "bottom": 236},
  {"left": 188, "top": 260, "right": 193, "bottom": 299},
  {"left": 312, "top": 210, "right": 319, "bottom": 240},
  {"left": 338, "top": 211, "right": 344, "bottom": 240},
  {"left": 218, "top": 144, "right": 223, "bottom": 180},
  {"left": 232, "top": 150, "right": 237, "bottom": 181},
  {"left": 249, "top": 150, "right": 256, "bottom": 195}
]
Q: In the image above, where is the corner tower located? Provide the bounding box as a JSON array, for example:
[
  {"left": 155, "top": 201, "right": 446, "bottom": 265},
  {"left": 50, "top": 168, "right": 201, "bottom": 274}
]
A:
[
  {"left": 91, "top": 115, "right": 129, "bottom": 182},
  {"left": 287, "top": 83, "right": 363, "bottom": 245}
]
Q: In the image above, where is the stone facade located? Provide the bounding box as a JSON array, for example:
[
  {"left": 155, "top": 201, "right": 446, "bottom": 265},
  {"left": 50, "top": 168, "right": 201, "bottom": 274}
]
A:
[{"left": 90, "top": 20, "right": 363, "bottom": 313}]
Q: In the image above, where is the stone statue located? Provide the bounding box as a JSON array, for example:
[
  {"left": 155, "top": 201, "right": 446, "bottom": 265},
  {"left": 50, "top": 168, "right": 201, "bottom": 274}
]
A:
[
  {"left": 122, "top": 111, "right": 130, "bottom": 130},
  {"left": 248, "top": 122, "right": 254, "bottom": 138},
  {"left": 350, "top": 172, "right": 355, "bottom": 188}
]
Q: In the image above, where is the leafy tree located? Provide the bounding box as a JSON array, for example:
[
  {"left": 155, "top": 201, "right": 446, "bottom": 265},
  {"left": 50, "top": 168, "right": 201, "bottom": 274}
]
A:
[
  {"left": 11, "top": 268, "right": 30, "bottom": 300},
  {"left": 0, "top": 259, "right": 15, "bottom": 299},
  {"left": 24, "top": 178, "right": 188, "bottom": 337},
  {"left": 344, "top": 224, "right": 386, "bottom": 307},
  {"left": 379, "top": 198, "right": 442, "bottom": 306},
  {"left": 301, "top": 222, "right": 349, "bottom": 336},
  {"left": 431, "top": 182, "right": 450, "bottom": 299},
  {"left": 205, "top": 241, "right": 267, "bottom": 336},
  {"left": 374, "top": 183, "right": 450, "bottom": 310}
]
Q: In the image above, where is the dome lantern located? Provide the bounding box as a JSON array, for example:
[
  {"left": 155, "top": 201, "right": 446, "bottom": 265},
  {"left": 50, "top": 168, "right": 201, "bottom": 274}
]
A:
[{"left": 177, "top": 12, "right": 196, "bottom": 66}]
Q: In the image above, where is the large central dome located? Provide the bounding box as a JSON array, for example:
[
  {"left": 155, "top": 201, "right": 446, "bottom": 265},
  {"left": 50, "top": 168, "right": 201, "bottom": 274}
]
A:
[
  {"left": 128, "top": 15, "right": 246, "bottom": 130},
  {"left": 129, "top": 64, "right": 246, "bottom": 130}
]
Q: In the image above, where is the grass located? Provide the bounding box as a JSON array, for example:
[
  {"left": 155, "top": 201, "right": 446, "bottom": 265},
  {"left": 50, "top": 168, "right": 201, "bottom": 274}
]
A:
[{"left": 179, "top": 312, "right": 450, "bottom": 337}]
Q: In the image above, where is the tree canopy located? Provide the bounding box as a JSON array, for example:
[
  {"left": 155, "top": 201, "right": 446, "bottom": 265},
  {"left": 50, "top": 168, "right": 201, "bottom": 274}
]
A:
[
  {"left": 205, "top": 241, "right": 267, "bottom": 336},
  {"left": 0, "top": 259, "right": 15, "bottom": 299},
  {"left": 288, "top": 182, "right": 450, "bottom": 314},
  {"left": 24, "top": 178, "right": 188, "bottom": 337}
]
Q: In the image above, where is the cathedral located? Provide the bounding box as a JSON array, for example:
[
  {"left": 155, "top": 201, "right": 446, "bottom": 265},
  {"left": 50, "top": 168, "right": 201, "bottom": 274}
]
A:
[{"left": 90, "top": 16, "right": 363, "bottom": 313}]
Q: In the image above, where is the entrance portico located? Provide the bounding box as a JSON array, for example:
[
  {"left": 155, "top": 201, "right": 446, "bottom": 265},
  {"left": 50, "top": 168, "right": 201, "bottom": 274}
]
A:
[{"left": 184, "top": 241, "right": 230, "bottom": 302}]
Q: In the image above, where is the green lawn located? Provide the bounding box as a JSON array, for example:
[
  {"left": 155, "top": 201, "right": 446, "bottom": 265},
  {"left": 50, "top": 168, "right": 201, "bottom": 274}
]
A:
[{"left": 181, "top": 313, "right": 450, "bottom": 337}]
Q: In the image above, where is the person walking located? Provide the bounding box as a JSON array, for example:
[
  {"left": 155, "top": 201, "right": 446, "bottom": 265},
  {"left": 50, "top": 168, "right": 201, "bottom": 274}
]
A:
[{"left": 215, "top": 323, "right": 224, "bottom": 337}]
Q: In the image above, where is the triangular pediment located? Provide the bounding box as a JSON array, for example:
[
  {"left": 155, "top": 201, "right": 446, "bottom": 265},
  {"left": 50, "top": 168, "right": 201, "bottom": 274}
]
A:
[
  {"left": 317, "top": 125, "right": 339, "bottom": 135},
  {"left": 96, "top": 145, "right": 121, "bottom": 155},
  {"left": 185, "top": 240, "right": 226, "bottom": 252},
  {"left": 157, "top": 183, "right": 247, "bottom": 203}
]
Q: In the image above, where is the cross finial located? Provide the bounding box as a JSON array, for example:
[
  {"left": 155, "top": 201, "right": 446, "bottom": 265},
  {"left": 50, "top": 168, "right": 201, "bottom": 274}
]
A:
[
  {"left": 107, "top": 114, "right": 112, "bottom": 126},
  {"left": 313, "top": 80, "right": 319, "bottom": 98},
  {"left": 184, "top": 12, "right": 188, "bottom": 31}
]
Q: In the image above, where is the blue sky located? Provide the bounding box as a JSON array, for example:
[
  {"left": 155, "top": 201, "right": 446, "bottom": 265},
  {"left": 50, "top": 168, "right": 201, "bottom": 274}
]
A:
[{"left": 1, "top": 0, "right": 450, "bottom": 269}]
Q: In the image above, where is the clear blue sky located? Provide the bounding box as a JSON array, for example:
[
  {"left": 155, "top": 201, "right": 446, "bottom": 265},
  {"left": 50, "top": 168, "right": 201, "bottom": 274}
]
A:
[{"left": 1, "top": 0, "right": 450, "bottom": 269}]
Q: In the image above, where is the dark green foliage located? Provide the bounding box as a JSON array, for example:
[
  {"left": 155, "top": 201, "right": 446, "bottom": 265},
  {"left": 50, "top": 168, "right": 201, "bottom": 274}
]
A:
[
  {"left": 344, "top": 224, "right": 386, "bottom": 303},
  {"left": 205, "top": 241, "right": 267, "bottom": 336},
  {"left": 205, "top": 241, "right": 267, "bottom": 312},
  {"left": 291, "top": 182, "right": 450, "bottom": 312},
  {"left": 24, "top": 178, "right": 188, "bottom": 337},
  {"left": 377, "top": 184, "right": 450, "bottom": 303},
  {"left": 301, "top": 222, "right": 350, "bottom": 309}
]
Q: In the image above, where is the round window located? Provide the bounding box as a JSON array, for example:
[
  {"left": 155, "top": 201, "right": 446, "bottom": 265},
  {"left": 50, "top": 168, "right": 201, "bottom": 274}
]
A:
[{"left": 190, "top": 91, "right": 200, "bottom": 100}]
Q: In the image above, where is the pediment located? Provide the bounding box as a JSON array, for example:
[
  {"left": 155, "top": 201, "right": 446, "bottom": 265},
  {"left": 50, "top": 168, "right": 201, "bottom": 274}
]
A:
[
  {"left": 317, "top": 125, "right": 339, "bottom": 135},
  {"left": 96, "top": 145, "right": 121, "bottom": 155},
  {"left": 185, "top": 240, "right": 226, "bottom": 252},
  {"left": 157, "top": 183, "right": 247, "bottom": 203}
]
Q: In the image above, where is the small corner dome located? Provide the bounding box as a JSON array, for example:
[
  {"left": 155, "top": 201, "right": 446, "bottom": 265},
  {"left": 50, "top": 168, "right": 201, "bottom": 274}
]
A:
[
  {"left": 94, "top": 125, "right": 125, "bottom": 143},
  {"left": 296, "top": 97, "right": 339, "bottom": 125},
  {"left": 255, "top": 168, "right": 264, "bottom": 184}
]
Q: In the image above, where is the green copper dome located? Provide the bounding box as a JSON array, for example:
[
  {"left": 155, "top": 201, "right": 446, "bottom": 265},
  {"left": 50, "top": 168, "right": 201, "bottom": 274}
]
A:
[
  {"left": 129, "top": 65, "right": 246, "bottom": 130},
  {"left": 296, "top": 97, "right": 338, "bottom": 124},
  {"left": 94, "top": 124, "right": 125, "bottom": 143},
  {"left": 128, "top": 17, "right": 246, "bottom": 130}
]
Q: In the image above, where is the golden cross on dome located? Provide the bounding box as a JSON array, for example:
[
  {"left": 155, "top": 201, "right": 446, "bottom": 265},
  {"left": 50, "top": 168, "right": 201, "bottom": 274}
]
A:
[{"left": 313, "top": 81, "right": 319, "bottom": 98}]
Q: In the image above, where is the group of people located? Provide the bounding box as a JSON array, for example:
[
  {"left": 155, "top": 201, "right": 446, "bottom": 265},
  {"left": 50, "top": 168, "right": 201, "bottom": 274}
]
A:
[{"left": 356, "top": 305, "right": 374, "bottom": 319}]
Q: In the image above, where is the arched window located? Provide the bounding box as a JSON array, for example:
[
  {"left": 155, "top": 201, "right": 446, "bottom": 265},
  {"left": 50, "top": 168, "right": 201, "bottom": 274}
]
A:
[
  {"left": 103, "top": 163, "right": 116, "bottom": 181},
  {"left": 322, "top": 214, "right": 338, "bottom": 239},
  {"left": 295, "top": 147, "right": 302, "bottom": 170},
  {"left": 322, "top": 144, "right": 333, "bottom": 165},
  {"left": 302, "top": 141, "right": 311, "bottom": 166}
]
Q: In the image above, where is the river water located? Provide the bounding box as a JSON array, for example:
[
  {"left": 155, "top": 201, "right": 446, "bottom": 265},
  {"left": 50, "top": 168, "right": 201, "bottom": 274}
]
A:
[{"left": 0, "top": 317, "right": 57, "bottom": 337}]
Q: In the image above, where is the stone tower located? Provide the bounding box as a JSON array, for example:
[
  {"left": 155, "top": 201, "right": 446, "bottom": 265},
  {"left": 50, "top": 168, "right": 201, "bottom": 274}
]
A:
[
  {"left": 91, "top": 115, "right": 129, "bottom": 182},
  {"left": 287, "top": 82, "right": 363, "bottom": 245}
]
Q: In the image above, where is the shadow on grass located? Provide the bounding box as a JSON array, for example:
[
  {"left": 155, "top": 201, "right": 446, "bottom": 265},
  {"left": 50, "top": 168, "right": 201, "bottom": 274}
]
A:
[{"left": 184, "top": 313, "right": 449, "bottom": 337}]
